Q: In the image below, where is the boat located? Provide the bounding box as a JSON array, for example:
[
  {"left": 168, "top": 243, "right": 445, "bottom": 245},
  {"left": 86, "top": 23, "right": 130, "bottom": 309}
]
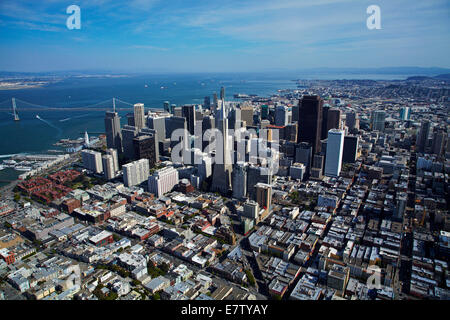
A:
[{"left": 14, "top": 166, "right": 32, "bottom": 171}]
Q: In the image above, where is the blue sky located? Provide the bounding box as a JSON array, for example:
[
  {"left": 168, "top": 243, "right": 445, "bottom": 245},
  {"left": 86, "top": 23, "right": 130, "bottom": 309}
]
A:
[{"left": 0, "top": 0, "right": 449, "bottom": 72}]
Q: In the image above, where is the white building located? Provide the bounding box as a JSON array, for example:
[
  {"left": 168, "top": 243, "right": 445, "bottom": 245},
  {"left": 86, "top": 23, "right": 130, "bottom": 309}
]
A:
[
  {"left": 148, "top": 166, "right": 179, "bottom": 198},
  {"left": 122, "top": 158, "right": 149, "bottom": 187},
  {"left": 134, "top": 103, "right": 146, "bottom": 131},
  {"left": 81, "top": 150, "right": 103, "bottom": 174},
  {"left": 102, "top": 154, "right": 115, "bottom": 180},
  {"left": 106, "top": 148, "right": 119, "bottom": 173},
  {"left": 324, "top": 129, "right": 345, "bottom": 177}
]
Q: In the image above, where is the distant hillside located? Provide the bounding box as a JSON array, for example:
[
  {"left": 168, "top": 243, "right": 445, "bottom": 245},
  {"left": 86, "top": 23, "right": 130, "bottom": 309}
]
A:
[
  {"left": 434, "top": 73, "right": 450, "bottom": 80},
  {"left": 406, "top": 73, "right": 450, "bottom": 81},
  {"left": 406, "top": 76, "right": 431, "bottom": 81}
]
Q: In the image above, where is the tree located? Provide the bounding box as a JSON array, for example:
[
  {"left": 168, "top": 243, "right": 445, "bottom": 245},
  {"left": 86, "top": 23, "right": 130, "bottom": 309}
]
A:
[
  {"left": 245, "top": 269, "right": 256, "bottom": 287},
  {"left": 152, "top": 292, "right": 160, "bottom": 300}
]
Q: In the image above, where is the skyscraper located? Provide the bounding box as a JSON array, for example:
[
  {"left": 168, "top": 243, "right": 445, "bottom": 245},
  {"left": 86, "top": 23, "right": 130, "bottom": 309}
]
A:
[
  {"left": 399, "top": 107, "right": 411, "bottom": 121},
  {"left": 297, "top": 95, "right": 323, "bottom": 154},
  {"left": 255, "top": 183, "right": 272, "bottom": 221},
  {"left": 182, "top": 105, "right": 196, "bottom": 135},
  {"left": 432, "top": 129, "right": 445, "bottom": 156},
  {"left": 147, "top": 114, "right": 167, "bottom": 143},
  {"left": 295, "top": 142, "right": 312, "bottom": 174},
  {"left": 163, "top": 101, "right": 170, "bottom": 113},
  {"left": 342, "top": 136, "right": 359, "bottom": 163},
  {"left": 240, "top": 105, "right": 254, "bottom": 127},
  {"left": 371, "top": 110, "right": 386, "bottom": 132},
  {"left": 121, "top": 125, "right": 139, "bottom": 160},
  {"left": 247, "top": 165, "right": 272, "bottom": 200},
  {"left": 321, "top": 105, "right": 330, "bottom": 140},
  {"left": 84, "top": 131, "right": 90, "bottom": 147},
  {"left": 203, "top": 96, "right": 211, "bottom": 110},
  {"left": 417, "top": 120, "right": 431, "bottom": 153},
  {"left": 106, "top": 148, "right": 119, "bottom": 173},
  {"left": 122, "top": 158, "right": 149, "bottom": 187},
  {"left": 324, "top": 129, "right": 345, "bottom": 177},
  {"left": 232, "top": 162, "right": 248, "bottom": 200},
  {"left": 104, "top": 111, "right": 123, "bottom": 152},
  {"left": 220, "top": 86, "right": 225, "bottom": 101},
  {"left": 133, "top": 103, "right": 146, "bottom": 131},
  {"left": 211, "top": 101, "right": 233, "bottom": 194},
  {"left": 102, "top": 154, "right": 115, "bottom": 180},
  {"left": 327, "top": 108, "right": 341, "bottom": 131},
  {"left": 275, "top": 105, "right": 289, "bottom": 126},
  {"left": 212, "top": 92, "right": 218, "bottom": 114},
  {"left": 133, "top": 135, "right": 157, "bottom": 168},
  {"left": 345, "top": 112, "right": 357, "bottom": 131}
]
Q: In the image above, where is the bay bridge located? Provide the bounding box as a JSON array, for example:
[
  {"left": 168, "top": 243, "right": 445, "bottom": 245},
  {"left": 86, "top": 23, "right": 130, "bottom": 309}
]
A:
[{"left": 0, "top": 97, "right": 163, "bottom": 121}]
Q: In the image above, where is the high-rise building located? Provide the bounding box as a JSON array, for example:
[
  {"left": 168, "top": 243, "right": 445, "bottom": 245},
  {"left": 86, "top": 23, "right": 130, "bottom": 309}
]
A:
[
  {"left": 121, "top": 125, "right": 139, "bottom": 160},
  {"left": 165, "top": 116, "right": 187, "bottom": 140},
  {"left": 290, "top": 163, "right": 306, "bottom": 181},
  {"left": 342, "top": 136, "right": 359, "bottom": 163},
  {"left": 211, "top": 101, "right": 233, "bottom": 194},
  {"left": 324, "top": 129, "right": 345, "bottom": 177},
  {"left": 255, "top": 183, "right": 272, "bottom": 220},
  {"left": 371, "top": 110, "right": 386, "bottom": 132},
  {"left": 345, "top": 112, "right": 357, "bottom": 131},
  {"left": 163, "top": 101, "right": 170, "bottom": 113},
  {"left": 212, "top": 93, "right": 218, "bottom": 114},
  {"left": 232, "top": 162, "right": 248, "bottom": 200},
  {"left": 417, "top": 120, "right": 431, "bottom": 153},
  {"left": 220, "top": 86, "right": 225, "bottom": 101},
  {"left": 240, "top": 105, "right": 254, "bottom": 127},
  {"left": 104, "top": 111, "right": 123, "bottom": 152},
  {"left": 147, "top": 114, "right": 167, "bottom": 143},
  {"left": 284, "top": 123, "right": 298, "bottom": 142},
  {"left": 133, "top": 103, "right": 146, "bottom": 131},
  {"left": 312, "top": 154, "right": 324, "bottom": 169},
  {"left": 106, "top": 148, "right": 119, "bottom": 173},
  {"left": 295, "top": 142, "right": 312, "bottom": 173},
  {"left": 133, "top": 135, "right": 157, "bottom": 168},
  {"left": 275, "top": 105, "right": 289, "bottom": 126},
  {"left": 247, "top": 165, "right": 272, "bottom": 200},
  {"left": 327, "top": 108, "right": 341, "bottom": 131},
  {"left": 102, "top": 154, "right": 115, "bottom": 180},
  {"left": 242, "top": 200, "right": 259, "bottom": 220},
  {"left": 321, "top": 105, "right": 330, "bottom": 140},
  {"left": 148, "top": 166, "right": 179, "bottom": 198},
  {"left": 399, "top": 107, "right": 411, "bottom": 121},
  {"left": 84, "top": 131, "right": 90, "bottom": 147},
  {"left": 261, "top": 104, "right": 269, "bottom": 120},
  {"left": 182, "top": 105, "right": 196, "bottom": 135},
  {"left": 297, "top": 95, "right": 323, "bottom": 154},
  {"left": 322, "top": 107, "right": 341, "bottom": 139},
  {"left": 203, "top": 96, "right": 211, "bottom": 110},
  {"left": 82, "top": 150, "right": 103, "bottom": 174},
  {"left": 432, "top": 129, "right": 446, "bottom": 156},
  {"left": 122, "top": 158, "right": 149, "bottom": 187},
  {"left": 198, "top": 153, "right": 212, "bottom": 182}
]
